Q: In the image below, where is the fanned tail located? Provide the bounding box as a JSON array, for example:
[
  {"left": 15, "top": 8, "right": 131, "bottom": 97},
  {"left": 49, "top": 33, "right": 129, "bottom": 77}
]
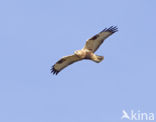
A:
[{"left": 91, "top": 55, "right": 104, "bottom": 63}]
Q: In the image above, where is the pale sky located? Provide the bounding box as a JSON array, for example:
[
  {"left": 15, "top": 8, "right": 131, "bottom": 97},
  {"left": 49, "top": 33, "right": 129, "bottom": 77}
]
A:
[{"left": 0, "top": 0, "right": 156, "bottom": 122}]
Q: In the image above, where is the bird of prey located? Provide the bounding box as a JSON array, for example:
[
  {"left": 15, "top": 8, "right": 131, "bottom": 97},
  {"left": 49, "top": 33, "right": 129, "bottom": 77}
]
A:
[{"left": 51, "top": 26, "right": 118, "bottom": 75}]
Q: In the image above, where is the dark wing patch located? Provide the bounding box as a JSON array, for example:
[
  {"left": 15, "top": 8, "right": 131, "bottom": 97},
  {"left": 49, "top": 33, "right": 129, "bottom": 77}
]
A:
[
  {"left": 51, "top": 65, "right": 59, "bottom": 75},
  {"left": 100, "top": 26, "right": 118, "bottom": 33},
  {"left": 51, "top": 54, "right": 82, "bottom": 75},
  {"left": 90, "top": 35, "right": 99, "bottom": 40},
  {"left": 57, "top": 58, "right": 66, "bottom": 64},
  {"left": 84, "top": 26, "right": 118, "bottom": 53}
]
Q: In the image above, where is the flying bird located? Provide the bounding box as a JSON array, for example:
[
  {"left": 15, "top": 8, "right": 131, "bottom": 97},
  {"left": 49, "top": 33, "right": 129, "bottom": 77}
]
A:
[{"left": 51, "top": 26, "right": 118, "bottom": 75}]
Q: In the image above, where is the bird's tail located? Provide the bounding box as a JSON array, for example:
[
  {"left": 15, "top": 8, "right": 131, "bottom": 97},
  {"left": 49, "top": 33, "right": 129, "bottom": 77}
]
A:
[{"left": 91, "top": 55, "right": 104, "bottom": 63}]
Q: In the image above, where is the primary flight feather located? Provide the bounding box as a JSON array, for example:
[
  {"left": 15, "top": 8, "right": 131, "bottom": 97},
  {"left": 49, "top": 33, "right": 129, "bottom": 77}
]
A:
[{"left": 51, "top": 26, "right": 118, "bottom": 75}]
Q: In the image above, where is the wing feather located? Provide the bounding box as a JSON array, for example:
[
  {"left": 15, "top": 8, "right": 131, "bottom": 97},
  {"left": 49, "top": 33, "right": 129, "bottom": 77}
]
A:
[
  {"left": 51, "top": 54, "right": 82, "bottom": 75},
  {"left": 83, "top": 26, "right": 118, "bottom": 52}
]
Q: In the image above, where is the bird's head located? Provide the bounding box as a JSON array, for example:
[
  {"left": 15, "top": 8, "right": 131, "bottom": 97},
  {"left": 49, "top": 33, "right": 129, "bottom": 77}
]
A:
[{"left": 74, "top": 50, "right": 85, "bottom": 58}]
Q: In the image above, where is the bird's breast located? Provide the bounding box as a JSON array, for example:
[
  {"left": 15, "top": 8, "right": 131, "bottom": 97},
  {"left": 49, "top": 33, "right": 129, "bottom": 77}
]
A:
[{"left": 85, "top": 51, "right": 92, "bottom": 59}]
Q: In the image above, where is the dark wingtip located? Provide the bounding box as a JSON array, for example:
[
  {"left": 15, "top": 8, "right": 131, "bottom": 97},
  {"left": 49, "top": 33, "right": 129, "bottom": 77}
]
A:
[
  {"left": 101, "top": 26, "right": 118, "bottom": 33},
  {"left": 51, "top": 65, "right": 59, "bottom": 75}
]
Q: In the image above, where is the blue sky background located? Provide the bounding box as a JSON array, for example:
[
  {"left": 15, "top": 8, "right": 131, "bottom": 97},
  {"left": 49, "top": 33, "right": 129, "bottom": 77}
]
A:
[{"left": 0, "top": 0, "right": 156, "bottom": 122}]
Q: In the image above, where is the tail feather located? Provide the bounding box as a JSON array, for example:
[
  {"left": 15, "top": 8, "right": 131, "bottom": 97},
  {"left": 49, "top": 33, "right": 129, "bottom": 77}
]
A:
[{"left": 91, "top": 55, "right": 104, "bottom": 63}]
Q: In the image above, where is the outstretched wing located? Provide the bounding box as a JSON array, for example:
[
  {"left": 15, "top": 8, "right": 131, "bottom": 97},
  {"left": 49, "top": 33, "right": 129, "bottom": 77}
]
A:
[
  {"left": 51, "top": 54, "right": 82, "bottom": 75},
  {"left": 83, "top": 26, "right": 118, "bottom": 52}
]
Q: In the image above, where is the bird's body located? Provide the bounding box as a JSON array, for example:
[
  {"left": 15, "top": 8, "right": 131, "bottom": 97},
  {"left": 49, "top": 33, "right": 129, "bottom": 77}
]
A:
[
  {"left": 51, "top": 26, "right": 118, "bottom": 75},
  {"left": 75, "top": 49, "right": 104, "bottom": 63}
]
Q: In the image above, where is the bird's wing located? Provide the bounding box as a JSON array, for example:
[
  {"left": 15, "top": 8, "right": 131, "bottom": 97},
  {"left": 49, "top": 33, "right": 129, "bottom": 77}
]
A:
[
  {"left": 51, "top": 54, "right": 82, "bottom": 75},
  {"left": 83, "top": 26, "right": 118, "bottom": 52}
]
